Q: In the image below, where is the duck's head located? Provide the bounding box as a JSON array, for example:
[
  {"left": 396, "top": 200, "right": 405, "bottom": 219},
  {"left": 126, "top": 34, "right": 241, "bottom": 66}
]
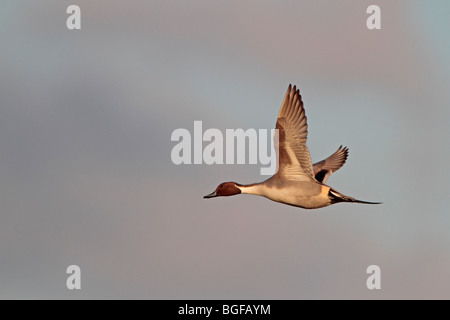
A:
[{"left": 204, "top": 182, "right": 242, "bottom": 199}]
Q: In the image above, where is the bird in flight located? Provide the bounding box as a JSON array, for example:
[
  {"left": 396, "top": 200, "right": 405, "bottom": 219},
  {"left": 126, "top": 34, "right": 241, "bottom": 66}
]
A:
[{"left": 204, "top": 84, "right": 380, "bottom": 209}]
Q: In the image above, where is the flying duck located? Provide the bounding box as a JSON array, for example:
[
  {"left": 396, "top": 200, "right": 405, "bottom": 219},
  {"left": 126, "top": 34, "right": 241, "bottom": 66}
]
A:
[{"left": 204, "top": 85, "right": 380, "bottom": 209}]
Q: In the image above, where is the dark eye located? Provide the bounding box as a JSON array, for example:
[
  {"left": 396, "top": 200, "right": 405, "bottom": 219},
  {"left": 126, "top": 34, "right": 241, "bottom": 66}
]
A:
[{"left": 220, "top": 185, "right": 224, "bottom": 188}]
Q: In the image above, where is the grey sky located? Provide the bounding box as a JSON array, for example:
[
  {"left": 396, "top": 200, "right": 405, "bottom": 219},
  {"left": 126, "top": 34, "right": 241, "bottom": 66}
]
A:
[{"left": 0, "top": 1, "right": 449, "bottom": 299}]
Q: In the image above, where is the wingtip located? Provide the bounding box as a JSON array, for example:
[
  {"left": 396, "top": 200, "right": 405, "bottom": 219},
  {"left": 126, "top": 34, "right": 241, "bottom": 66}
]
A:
[
  {"left": 336, "top": 145, "right": 349, "bottom": 156},
  {"left": 339, "top": 145, "right": 349, "bottom": 154},
  {"left": 287, "top": 84, "right": 301, "bottom": 96}
]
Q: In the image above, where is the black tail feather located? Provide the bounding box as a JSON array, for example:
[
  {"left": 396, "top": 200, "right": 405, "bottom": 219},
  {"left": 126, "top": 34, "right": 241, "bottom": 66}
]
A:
[{"left": 329, "top": 189, "right": 381, "bottom": 205}]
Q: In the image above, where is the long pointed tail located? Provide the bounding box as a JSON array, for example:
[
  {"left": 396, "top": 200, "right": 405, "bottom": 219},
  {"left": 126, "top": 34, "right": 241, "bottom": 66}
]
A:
[{"left": 329, "top": 189, "right": 381, "bottom": 205}]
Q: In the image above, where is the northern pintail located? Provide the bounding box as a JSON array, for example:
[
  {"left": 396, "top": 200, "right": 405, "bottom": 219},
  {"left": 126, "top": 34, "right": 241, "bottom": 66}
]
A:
[{"left": 204, "top": 85, "right": 380, "bottom": 209}]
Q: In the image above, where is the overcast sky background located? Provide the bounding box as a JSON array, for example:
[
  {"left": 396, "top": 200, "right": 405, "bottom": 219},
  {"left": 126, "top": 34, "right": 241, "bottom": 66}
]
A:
[{"left": 0, "top": 1, "right": 449, "bottom": 299}]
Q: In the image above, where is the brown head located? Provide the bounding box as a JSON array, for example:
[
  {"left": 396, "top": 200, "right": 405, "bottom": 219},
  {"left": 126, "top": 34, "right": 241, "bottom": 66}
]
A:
[{"left": 204, "top": 182, "right": 242, "bottom": 199}]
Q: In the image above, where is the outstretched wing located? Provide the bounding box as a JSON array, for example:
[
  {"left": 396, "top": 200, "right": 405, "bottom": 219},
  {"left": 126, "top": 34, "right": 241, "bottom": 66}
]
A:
[
  {"left": 313, "top": 146, "right": 349, "bottom": 183},
  {"left": 273, "top": 85, "right": 315, "bottom": 181}
]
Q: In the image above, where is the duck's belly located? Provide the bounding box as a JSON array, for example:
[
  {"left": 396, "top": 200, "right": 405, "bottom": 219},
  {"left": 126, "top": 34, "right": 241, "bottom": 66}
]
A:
[{"left": 263, "top": 184, "right": 332, "bottom": 209}]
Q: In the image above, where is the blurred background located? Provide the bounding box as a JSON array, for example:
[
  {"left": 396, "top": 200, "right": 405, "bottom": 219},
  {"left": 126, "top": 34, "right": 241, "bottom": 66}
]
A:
[{"left": 0, "top": 0, "right": 449, "bottom": 299}]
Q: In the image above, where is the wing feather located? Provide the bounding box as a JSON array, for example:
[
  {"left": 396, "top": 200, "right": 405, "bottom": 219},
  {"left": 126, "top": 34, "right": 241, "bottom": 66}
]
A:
[
  {"left": 313, "top": 146, "right": 349, "bottom": 183},
  {"left": 274, "top": 85, "right": 314, "bottom": 181}
]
